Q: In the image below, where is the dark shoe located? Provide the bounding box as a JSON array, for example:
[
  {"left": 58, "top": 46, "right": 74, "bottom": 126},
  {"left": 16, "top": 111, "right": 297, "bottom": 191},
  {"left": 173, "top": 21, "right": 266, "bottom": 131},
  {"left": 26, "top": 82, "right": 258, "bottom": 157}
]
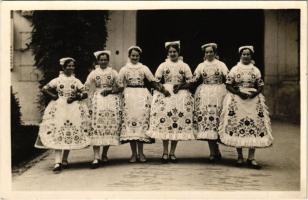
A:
[
  {"left": 62, "top": 161, "right": 69, "bottom": 169},
  {"left": 53, "top": 163, "right": 62, "bottom": 174},
  {"left": 247, "top": 159, "right": 262, "bottom": 170},
  {"left": 138, "top": 154, "right": 147, "bottom": 163},
  {"left": 209, "top": 155, "right": 216, "bottom": 162},
  {"left": 161, "top": 154, "right": 169, "bottom": 164},
  {"left": 236, "top": 157, "right": 244, "bottom": 167},
  {"left": 169, "top": 154, "right": 178, "bottom": 163},
  {"left": 129, "top": 155, "right": 137, "bottom": 163},
  {"left": 101, "top": 156, "right": 109, "bottom": 163},
  {"left": 90, "top": 159, "right": 100, "bottom": 169},
  {"left": 216, "top": 152, "right": 222, "bottom": 160}
]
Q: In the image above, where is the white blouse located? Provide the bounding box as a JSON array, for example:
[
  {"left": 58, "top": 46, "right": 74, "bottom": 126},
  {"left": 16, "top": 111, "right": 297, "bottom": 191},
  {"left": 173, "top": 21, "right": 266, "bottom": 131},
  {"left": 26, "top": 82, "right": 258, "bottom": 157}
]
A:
[
  {"left": 155, "top": 59, "right": 193, "bottom": 85},
  {"left": 117, "top": 62, "right": 156, "bottom": 87}
]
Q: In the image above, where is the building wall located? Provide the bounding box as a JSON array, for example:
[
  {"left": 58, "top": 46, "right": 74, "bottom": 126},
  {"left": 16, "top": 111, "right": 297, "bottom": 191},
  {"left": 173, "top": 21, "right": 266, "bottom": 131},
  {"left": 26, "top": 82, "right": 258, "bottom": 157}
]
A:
[
  {"left": 264, "top": 10, "right": 300, "bottom": 123},
  {"left": 105, "top": 11, "right": 136, "bottom": 71},
  {"left": 11, "top": 11, "right": 42, "bottom": 125}
]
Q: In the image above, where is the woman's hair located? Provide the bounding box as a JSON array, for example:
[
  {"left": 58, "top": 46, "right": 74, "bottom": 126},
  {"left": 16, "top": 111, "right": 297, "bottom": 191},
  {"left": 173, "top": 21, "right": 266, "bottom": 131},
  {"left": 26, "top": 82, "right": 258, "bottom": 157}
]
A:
[
  {"left": 165, "top": 44, "right": 180, "bottom": 55},
  {"left": 62, "top": 59, "right": 75, "bottom": 69},
  {"left": 97, "top": 53, "right": 110, "bottom": 61},
  {"left": 128, "top": 47, "right": 142, "bottom": 57},
  {"left": 202, "top": 45, "right": 217, "bottom": 54},
  {"left": 239, "top": 48, "right": 254, "bottom": 56}
]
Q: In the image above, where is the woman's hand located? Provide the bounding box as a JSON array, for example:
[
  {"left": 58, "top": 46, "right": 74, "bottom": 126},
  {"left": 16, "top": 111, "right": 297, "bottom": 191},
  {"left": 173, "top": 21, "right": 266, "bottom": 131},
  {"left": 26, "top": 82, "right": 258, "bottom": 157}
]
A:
[
  {"left": 51, "top": 94, "right": 59, "bottom": 101},
  {"left": 101, "top": 90, "right": 111, "bottom": 97},
  {"left": 162, "top": 89, "right": 171, "bottom": 97},
  {"left": 173, "top": 84, "right": 182, "bottom": 94},
  {"left": 248, "top": 91, "right": 259, "bottom": 99},
  {"left": 237, "top": 92, "right": 249, "bottom": 100},
  {"left": 67, "top": 97, "right": 76, "bottom": 104}
]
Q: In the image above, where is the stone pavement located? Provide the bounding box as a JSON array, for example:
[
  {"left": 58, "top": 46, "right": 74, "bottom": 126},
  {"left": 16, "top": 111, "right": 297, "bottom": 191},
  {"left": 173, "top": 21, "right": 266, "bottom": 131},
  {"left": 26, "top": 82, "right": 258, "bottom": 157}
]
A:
[{"left": 12, "top": 121, "right": 300, "bottom": 191}]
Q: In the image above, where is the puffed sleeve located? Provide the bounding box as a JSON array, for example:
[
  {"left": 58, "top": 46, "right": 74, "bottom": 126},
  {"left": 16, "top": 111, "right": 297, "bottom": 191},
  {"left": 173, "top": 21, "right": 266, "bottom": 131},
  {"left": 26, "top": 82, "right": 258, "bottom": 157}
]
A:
[
  {"left": 155, "top": 63, "right": 165, "bottom": 82},
  {"left": 43, "top": 77, "right": 58, "bottom": 90},
  {"left": 84, "top": 70, "right": 95, "bottom": 91},
  {"left": 220, "top": 62, "right": 229, "bottom": 76},
  {"left": 117, "top": 67, "right": 126, "bottom": 87},
  {"left": 112, "top": 69, "right": 119, "bottom": 86},
  {"left": 75, "top": 78, "right": 86, "bottom": 92},
  {"left": 143, "top": 65, "right": 156, "bottom": 82},
  {"left": 226, "top": 66, "right": 236, "bottom": 85},
  {"left": 183, "top": 63, "right": 193, "bottom": 81},
  {"left": 254, "top": 66, "right": 264, "bottom": 87},
  {"left": 190, "top": 63, "right": 202, "bottom": 83}
]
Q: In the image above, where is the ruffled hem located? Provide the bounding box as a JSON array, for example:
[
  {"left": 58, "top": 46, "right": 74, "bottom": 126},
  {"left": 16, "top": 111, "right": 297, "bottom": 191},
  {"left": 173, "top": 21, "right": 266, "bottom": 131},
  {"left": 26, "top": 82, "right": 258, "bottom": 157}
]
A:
[
  {"left": 219, "top": 134, "right": 273, "bottom": 148},
  {"left": 146, "top": 131, "right": 195, "bottom": 141},
  {"left": 195, "top": 131, "right": 218, "bottom": 140},
  {"left": 91, "top": 136, "right": 120, "bottom": 146},
  {"left": 35, "top": 143, "right": 90, "bottom": 150}
]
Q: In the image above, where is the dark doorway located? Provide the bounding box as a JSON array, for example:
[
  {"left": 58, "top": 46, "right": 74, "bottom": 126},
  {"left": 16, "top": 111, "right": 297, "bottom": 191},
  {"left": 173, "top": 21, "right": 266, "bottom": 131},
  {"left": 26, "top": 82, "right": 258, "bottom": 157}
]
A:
[{"left": 137, "top": 10, "right": 264, "bottom": 74}]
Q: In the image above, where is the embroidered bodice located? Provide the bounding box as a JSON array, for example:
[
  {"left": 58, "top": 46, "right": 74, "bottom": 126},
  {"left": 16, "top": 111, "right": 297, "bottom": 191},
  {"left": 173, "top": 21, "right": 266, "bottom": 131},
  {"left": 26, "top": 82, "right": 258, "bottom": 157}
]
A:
[
  {"left": 155, "top": 59, "right": 193, "bottom": 85},
  {"left": 43, "top": 72, "right": 84, "bottom": 99},
  {"left": 226, "top": 62, "right": 264, "bottom": 88},
  {"left": 192, "top": 59, "right": 229, "bottom": 84},
  {"left": 118, "top": 62, "right": 156, "bottom": 87},
  {"left": 85, "top": 66, "right": 118, "bottom": 91}
]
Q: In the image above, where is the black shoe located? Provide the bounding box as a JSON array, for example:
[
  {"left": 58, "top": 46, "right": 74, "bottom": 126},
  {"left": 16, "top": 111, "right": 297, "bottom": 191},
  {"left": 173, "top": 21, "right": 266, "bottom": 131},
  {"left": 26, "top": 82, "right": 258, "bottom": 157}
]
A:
[
  {"left": 138, "top": 154, "right": 147, "bottom": 163},
  {"left": 216, "top": 153, "right": 222, "bottom": 160},
  {"left": 129, "top": 155, "right": 137, "bottom": 163},
  {"left": 236, "top": 157, "right": 244, "bottom": 167},
  {"left": 53, "top": 163, "right": 62, "bottom": 174},
  {"left": 62, "top": 161, "right": 69, "bottom": 169},
  {"left": 90, "top": 159, "right": 100, "bottom": 169},
  {"left": 169, "top": 154, "right": 178, "bottom": 163},
  {"left": 101, "top": 156, "right": 109, "bottom": 163},
  {"left": 247, "top": 159, "right": 262, "bottom": 170},
  {"left": 161, "top": 154, "right": 169, "bottom": 164},
  {"left": 209, "top": 155, "right": 216, "bottom": 162}
]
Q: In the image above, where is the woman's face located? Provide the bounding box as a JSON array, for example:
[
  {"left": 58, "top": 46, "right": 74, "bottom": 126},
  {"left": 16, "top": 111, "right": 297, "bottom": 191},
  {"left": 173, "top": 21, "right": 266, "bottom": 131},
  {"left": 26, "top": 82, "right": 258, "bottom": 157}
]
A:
[
  {"left": 129, "top": 50, "right": 140, "bottom": 64},
  {"left": 168, "top": 46, "right": 179, "bottom": 62},
  {"left": 241, "top": 49, "right": 252, "bottom": 64},
  {"left": 204, "top": 46, "right": 215, "bottom": 61},
  {"left": 63, "top": 61, "right": 75, "bottom": 76},
  {"left": 97, "top": 54, "right": 109, "bottom": 68}
]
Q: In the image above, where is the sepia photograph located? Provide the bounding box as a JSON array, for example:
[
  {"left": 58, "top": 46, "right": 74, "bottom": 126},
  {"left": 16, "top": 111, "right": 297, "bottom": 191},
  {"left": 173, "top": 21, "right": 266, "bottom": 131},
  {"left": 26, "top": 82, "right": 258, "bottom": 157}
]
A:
[{"left": 0, "top": 1, "right": 307, "bottom": 199}]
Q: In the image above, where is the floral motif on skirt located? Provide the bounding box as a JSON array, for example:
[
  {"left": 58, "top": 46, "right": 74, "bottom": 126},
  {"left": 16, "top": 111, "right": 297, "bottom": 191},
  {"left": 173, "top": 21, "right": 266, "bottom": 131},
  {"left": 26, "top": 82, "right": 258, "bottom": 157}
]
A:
[
  {"left": 89, "top": 91, "right": 121, "bottom": 146},
  {"left": 218, "top": 93, "right": 273, "bottom": 148},
  {"left": 120, "top": 88, "right": 152, "bottom": 143},
  {"left": 147, "top": 84, "right": 195, "bottom": 141},
  {"left": 35, "top": 98, "right": 90, "bottom": 150},
  {"left": 193, "top": 84, "right": 227, "bottom": 140}
]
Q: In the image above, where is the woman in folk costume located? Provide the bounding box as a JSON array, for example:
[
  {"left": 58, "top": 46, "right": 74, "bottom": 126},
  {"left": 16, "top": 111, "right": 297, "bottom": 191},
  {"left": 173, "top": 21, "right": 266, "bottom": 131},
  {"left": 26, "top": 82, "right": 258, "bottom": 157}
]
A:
[
  {"left": 190, "top": 43, "right": 229, "bottom": 162},
  {"left": 147, "top": 41, "right": 195, "bottom": 163},
  {"left": 84, "top": 50, "right": 122, "bottom": 169},
  {"left": 219, "top": 46, "right": 273, "bottom": 169},
  {"left": 35, "top": 57, "right": 90, "bottom": 173},
  {"left": 118, "top": 46, "right": 167, "bottom": 163}
]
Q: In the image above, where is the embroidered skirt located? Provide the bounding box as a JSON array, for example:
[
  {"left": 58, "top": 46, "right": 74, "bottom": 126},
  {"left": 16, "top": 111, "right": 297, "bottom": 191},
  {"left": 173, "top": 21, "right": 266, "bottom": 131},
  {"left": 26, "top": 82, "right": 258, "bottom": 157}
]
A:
[
  {"left": 35, "top": 98, "right": 90, "bottom": 150},
  {"left": 89, "top": 90, "right": 121, "bottom": 146},
  {"left": 120, "top": 87, "right": 152, "bottom": 143},
  {"left": 218, "top": 92, "right": 273, "bottom": 148},
  {"left": 194, "top": 84, "right": 227, "bottom": 140},
  {"left": 147, "top": 84, "right": 195, "bottom": 141}
]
